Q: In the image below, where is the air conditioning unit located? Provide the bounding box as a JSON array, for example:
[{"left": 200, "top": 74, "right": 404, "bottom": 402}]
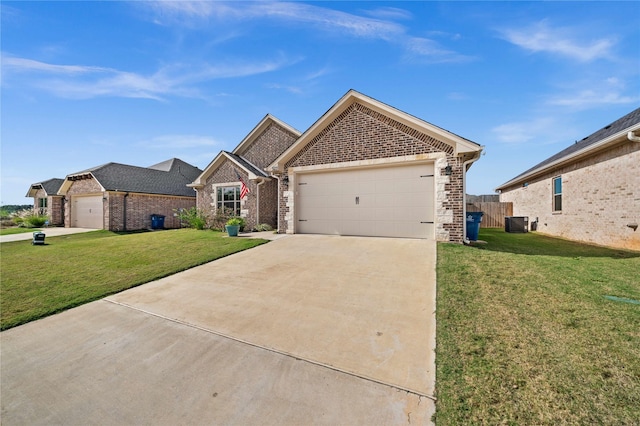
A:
[{"left": 505, "top": 216, "right": 529, "bottom": 233}]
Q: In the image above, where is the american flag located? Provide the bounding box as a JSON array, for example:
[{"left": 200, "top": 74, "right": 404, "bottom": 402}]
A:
[{"left": 235, "top": 170, "right": 250, "bottom": 199}]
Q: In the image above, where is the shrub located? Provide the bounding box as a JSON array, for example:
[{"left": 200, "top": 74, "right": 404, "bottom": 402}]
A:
[
  {"left": 253, "top": 223, "right": 273, "bottom": 232},
  {"left": 26, "top": 215, "right": 48, "bottom": 227},
  {"left": 210, "top": 207, "right": 235, "bottom": 231},
  {"left": 174, "top": 207, "right": 209, "bottom": 230},
  {"left": 226, "top": 217, "right": 245, "bottom": 227}
]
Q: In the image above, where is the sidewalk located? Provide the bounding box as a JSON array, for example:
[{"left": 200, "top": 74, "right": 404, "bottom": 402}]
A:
[{"left": 0, "top": 227, "right": 97, "bottom": 243}]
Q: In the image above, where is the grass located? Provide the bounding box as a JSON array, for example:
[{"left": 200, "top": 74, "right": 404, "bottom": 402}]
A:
[
  {"left": 435, "top": 228, "right": 640, "bottom": 425},
  {"left": 0, "top": 227, "right": 41, "bottom": 236},
  {"left": 0, "top": 229, "right": 267, "bottom": 330}
]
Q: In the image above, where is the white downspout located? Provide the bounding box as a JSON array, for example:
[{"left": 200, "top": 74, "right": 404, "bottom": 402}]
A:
[
  {"left": 462, "top": 148, "right": 484, "bottom": 245},
  {"left": 256, "top": 178, "right": 265, "bottom": 226},
  {"left": 628, "top": 130, "right": 640, "bottom": 143}
]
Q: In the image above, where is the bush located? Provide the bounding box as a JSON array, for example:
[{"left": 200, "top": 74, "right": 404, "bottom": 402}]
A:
[
  {"left": 10, "top": 210, "right": 48, "bottom": 228},
  {"left": 210, "top": 207, "right": 235, "bottom": 231},
  {"left": 226, "top": 217, "right": 245, "bottom": 228},
  {"left": 174, "top": 207, "right": 209, "bottom": 230},
  {"left": 253, "top": 223, "right": 273, "bottom": 232}
]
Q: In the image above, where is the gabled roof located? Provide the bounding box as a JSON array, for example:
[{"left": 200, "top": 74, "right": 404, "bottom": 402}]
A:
[
  {"left": 59, "top": 158, "right": 202, "bottom": 197},
  {"left": 188, "top": 151, "right": 268, "bottom": 188},
  {"left": 232, "top": 114, "right": 301, "bottom": 156},
  {"left": 26, "top": 178, "right": 65, "bottom": 197},
  {"left": 190, "top": 115, "right": 296, "bottom": 187},
  {"left": 269, "top": 89, "right": 482, "bottom": 172},
  {"left": 496, "top": 107, "right": 640, "bottom": 191}
]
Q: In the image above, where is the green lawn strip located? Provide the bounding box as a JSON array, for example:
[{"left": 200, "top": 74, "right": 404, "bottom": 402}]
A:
[
  {"left": 0, "top": 227, "right": 42, "bottom": 236},
  {"left": 435, "top": 229, "right": 640, "bottom": 425},
  {"left": 0, "top": 229, "right": 267, "bottom": 330}
]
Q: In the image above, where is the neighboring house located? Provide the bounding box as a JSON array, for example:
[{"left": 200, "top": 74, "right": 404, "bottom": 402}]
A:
[
  {"left": 26, "top": 178, "right": 65, "bottom": 225},
  {"left": 496, "top": 107, "right": 640, "bottom": 251},
  {"left": 193, "top": 90, "right": 483, "bottom": 242},
  {"left": 57, "top": 158, "right": 202, "bottom": 231},
  {"left": 189, "top": 114, "right": 301, "bottom": 231}
]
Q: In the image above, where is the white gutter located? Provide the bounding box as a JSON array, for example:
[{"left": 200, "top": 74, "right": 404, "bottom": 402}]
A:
[
  {"left": 462, "top": 148, "right": 484, "bottom": 245},
  {"left": 628, "top": 130, "right": 640, "bottom": 142}
]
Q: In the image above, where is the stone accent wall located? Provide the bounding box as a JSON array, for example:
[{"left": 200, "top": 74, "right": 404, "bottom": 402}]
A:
[
  {"left": 240, "top": 123, "right": 299, "bottom": 171},
  {"left": 64, "top": 178, "right": 103, "bottom": 228},
  {"left": 500, "top": 141, "right": 640, "bottom": 251},
  {"left": 278, "top": 101, "right": 465, "bottom": 242}
]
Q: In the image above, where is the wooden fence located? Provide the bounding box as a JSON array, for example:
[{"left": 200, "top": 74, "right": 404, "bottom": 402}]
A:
[{"left": 466, "top": 202, "right": 513, "bottom": 228}]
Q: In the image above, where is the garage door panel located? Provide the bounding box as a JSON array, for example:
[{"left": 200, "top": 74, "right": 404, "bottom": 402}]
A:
[
  {"left": 73, "top": 196, "right": 103, "bottom": 229},
  {"left": 297, "top": 163, "right": 434, "bottom": 239}
]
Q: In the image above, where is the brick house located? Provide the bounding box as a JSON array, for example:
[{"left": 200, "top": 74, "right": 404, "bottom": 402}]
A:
[
  {"left": 194, "top": 90, "right": 483, "bottom": 242},
  {"left": 496, "top": 107, "right": 640, "bottom": 251},
  {"left": 57, "top": 158, "right": 202, "bottom": 231},
  {"left": 26, "top": 178, "right": 65, "bottom": 225},
  {"left": 189, "top": 114, "right": 301, "bottom": 231}
]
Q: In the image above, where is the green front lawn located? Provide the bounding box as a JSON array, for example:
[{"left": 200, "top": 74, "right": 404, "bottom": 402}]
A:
[
  {"left": 436, "top": 229, "right": 640, "bottom": 425},
  {"left": 0, "top": 229, "right": 267, "bottom": 330}
]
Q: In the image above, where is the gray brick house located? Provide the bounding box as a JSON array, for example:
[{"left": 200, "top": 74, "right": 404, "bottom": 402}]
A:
[
  {"left": 496, "top": 107, "right": 640, "bottom": 251},
  {"left": 194, "top": 90, "right": 483, "bottom": 242},
  {"left": 26, "top": 178, "right": 65, "bottom": 225},
  {"left": 56, "top": 158, "right": 202, "bottom": 231}
]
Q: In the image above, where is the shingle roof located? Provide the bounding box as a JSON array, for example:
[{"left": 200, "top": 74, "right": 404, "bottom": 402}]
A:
[
  {"left": 224, "top": 152, "right": 269, "bottom": 177},
  {"left": 26, "top": 178, "right": 65, "bottom": 197},
  {"left": 40, "top": 178, "right": 65, "bottom": 195},
  {"left": 497, "top": 107, "right": 640, "bottom": 189},
  {"left": 67, "top": 158, "right": 202, "bottom": 197}
]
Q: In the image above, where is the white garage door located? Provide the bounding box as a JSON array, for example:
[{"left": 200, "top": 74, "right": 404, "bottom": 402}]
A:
[
  {"left": 297, "top": 163, "right": 435, "bottom": 238},
  {"left": 73, "top": 195, "right": 104, "bottom": 229}
]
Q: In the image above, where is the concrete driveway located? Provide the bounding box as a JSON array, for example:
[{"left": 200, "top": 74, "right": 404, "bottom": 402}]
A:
[
  {"left": 1, "top": 235, "right": 437, "bottom": 425},
  {"left": 0, "top": 227, "right": 96, "bottom": 243}
]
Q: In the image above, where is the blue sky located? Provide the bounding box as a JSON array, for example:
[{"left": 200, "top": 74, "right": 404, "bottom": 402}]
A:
[{"left": 2, "top": 1, "right": 639, "bottom": 205}]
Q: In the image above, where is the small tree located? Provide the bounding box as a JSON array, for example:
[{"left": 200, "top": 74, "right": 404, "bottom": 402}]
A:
[{"left": 174, "top": 207, "right": 209, "bottom": 230}]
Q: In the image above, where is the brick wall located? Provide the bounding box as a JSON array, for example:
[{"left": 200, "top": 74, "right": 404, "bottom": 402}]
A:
[
  {"left": 107, "top": 192, "right": 195, "bottom": 231},
  {"left": 240, "top": 123, "right": 299, "bottom": 170},
  {"left": 197, "top": 160, "right": 266, "bottom": 229},
  {"left": 31, "top": 189, "right": 64, "bottom": 225},
  {"left": 500, "top": 141, "right": 640, "bottom": 251},
  {"left": 278, "top": 101, "right": 465, "bottom": 243}
]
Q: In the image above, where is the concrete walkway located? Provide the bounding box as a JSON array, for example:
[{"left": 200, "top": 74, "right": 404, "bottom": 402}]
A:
[
  {"left": 0, "top": 227, "right": 97, "bottom": 243},
  {"left": 1, "top": 235, "right": 436, "bottom": 425}
]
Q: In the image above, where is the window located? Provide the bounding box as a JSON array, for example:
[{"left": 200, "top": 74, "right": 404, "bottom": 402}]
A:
[
  {"left": 216, "top": 185, "right": 241, "bottom": 216},
  {"left": 38, "top": 198, "right": 48, "bottom": 208},
  {"left": 552, "top": 176, "right": 562, "bottom": 212}
]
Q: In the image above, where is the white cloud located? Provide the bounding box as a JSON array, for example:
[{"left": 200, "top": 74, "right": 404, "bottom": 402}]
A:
[
  {"left": 547, "top": 77, "right": 639, "bottom": 109},
  {"left": 492, "top": 117, "right": 576, "bottom": 146},
  {"left": 404, "top": 37, "right": 474, "bottom": 63},
  {"left": 145, "top": 1, "right": 466, "bottom": 62},
  {"left": 499, "top": 20, "right": 616, "bottom": 62},
  {"left": 2, "top": 54, "right": 297, "bottom": 100}
]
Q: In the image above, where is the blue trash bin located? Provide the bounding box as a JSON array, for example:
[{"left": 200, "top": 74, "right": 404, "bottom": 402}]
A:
[
  {"left": 466, "top": 212, "right": 484, "bottom": 241},
  {"left": 151, "top": 214, "right": 165, "bottom": 229}
]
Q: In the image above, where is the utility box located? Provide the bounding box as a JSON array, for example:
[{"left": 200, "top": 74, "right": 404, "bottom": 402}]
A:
[
  {"left": 32, "top": 231, "right": 46, "bottom": 245},
  {"left": 505, "top": 216, "right": 529, "bottom": 233}
]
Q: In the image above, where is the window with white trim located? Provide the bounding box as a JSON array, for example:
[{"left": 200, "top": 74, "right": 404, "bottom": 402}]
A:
[
  {"left": 552, "top": 176, "right": 562, "bottom": 212},
  {"left": 216, "top": 185, "right": 241, "bottom": 216}
]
